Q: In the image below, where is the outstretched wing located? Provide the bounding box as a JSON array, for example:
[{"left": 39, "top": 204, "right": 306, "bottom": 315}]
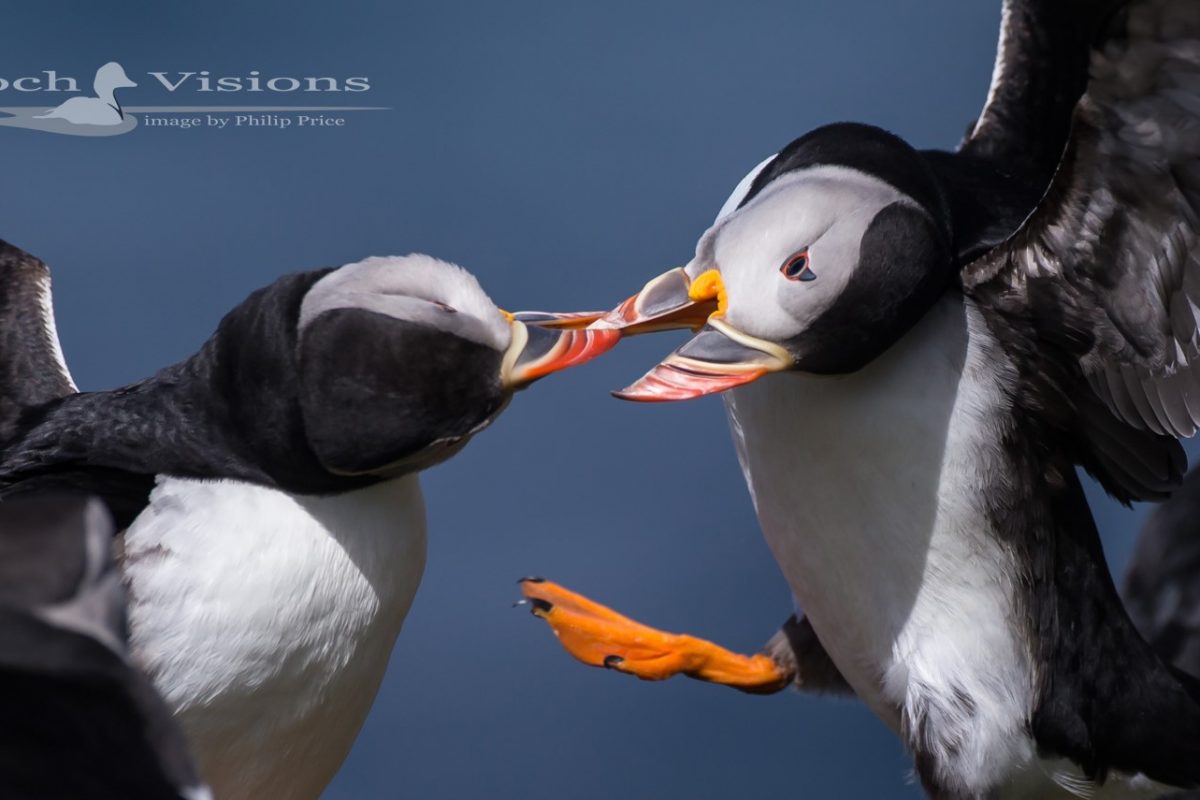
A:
[
  {"left": 0, "top": 240, "right": 76, "bottom": 441},
  {"left": 960, "top": 0, "right": 1200, "bottom": 499},
  {"left": 960, "top": 0, "right": 1121, "bottom": 187}
]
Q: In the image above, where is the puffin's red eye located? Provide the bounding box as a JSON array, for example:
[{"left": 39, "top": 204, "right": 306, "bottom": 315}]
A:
[{"left": 780, "top": 251, "right": 815, "bottom": 282}]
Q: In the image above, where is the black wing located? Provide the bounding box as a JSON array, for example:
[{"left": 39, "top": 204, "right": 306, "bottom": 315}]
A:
[
  {"left": 960, "top": 0, "right": 1200, "bottom": 499},
  {"left": 0, "top": 240, "right": 155, "bottom": 528},
  {"left": 0, "top": 240, "right": 76, "bottom": 442},
  {"left": 960, "top": 0, "right": 1122, "bottom": 188}
]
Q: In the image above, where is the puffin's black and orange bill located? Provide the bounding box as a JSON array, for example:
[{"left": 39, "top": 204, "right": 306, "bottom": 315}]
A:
[
  {"left": 497, "top": 269, "right": 713, "bottom": 390},
  {"left": 518, "top": 577, "right": 790, "bottom": 694},
  {"left": 614, "top": 318, "right": 793, "bottom": 402},
  {"left": 510, "top": 310, "right": 608, "bottom": 330},
  {"left": 501, "top": 312, "right": 620, "bottom": 389},
  {"left": 592, "top": 267, "right": 719, "bottom": 334},
  {"left": 584, "top": 268, "right": 792, "bottom": 401},
  {"left": 508, "top": 268, "right": 792, "bottom": 399}
]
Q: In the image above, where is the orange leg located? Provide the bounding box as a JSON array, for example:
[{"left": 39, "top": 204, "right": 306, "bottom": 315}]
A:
[{"left": 518, "top": 578, "right": 791, "bottom": 694}]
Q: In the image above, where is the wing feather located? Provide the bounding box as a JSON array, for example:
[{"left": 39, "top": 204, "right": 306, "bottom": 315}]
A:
[
  {"left": 1184, "top": 365, "right": 1200, "bottom": 422},
  {"left": 962, "top": 0, "right": 1120, "bottom": 181},
  {"left": 964, "top": 0, "right": 1200, "bottom": 448},
  {"left": 0, "top": 241, "right": 77, "bottom": 442}
]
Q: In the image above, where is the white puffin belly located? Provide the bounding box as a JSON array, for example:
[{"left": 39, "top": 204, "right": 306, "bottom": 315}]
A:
[
  {"left": 725, "top": 296, "right": 1044, "bottom": 793},
  {"left": 123, "top": 474, "right": 427, "bottom": 800}
]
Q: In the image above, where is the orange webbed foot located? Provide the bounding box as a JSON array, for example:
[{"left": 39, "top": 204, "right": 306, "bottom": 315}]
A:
[{"left": 518, "top": 578, "right": 790, "bottom": 694}]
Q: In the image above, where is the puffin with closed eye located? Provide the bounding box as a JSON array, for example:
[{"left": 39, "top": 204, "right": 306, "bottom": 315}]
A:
[
  {"left": 0, "top": 241, "right": 615, "bottom": 800},
  {"left": 522, "top": 0, "right": 1200, "bottom": 796}
]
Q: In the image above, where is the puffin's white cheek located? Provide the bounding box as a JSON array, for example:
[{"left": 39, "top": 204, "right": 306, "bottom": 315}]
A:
[
  {"left": 775, "top": 284, "right": 837, "bottom": 339},
  {"left": 715, "top": 258, "right": 840, "bottom": 343},
  {"left": 775, "top": 227, "right": 865, "bottom": 329},
  {"left": 720, "top": 275, "right": 807, "bottom": 341}
]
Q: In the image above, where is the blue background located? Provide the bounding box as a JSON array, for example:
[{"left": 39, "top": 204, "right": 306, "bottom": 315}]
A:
[{"left": 4, "top": 2, "right": 1190, "bottom": 797}]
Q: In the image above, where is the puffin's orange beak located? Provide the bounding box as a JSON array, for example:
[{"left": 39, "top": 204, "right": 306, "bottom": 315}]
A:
[
  {"left": 614, "top": 317, "right": 792, "bottom": 402},
  {"left": 500, "top": 313, "right": 620, "bottom": 389},
  {"left": 590, "top": 267, "right": 720, "bottom": 335},
  {"left": 593, "top": 268, "right": 791, "bottom": 402},
  {"left": 509, "top": 310, "right": 607, "bottom": 330},
  {"left": 500, "top": 268, "right": 719, "bottom": 386},
  {"left": 505, "top": 268, "right": 788, "bottom": 400}
]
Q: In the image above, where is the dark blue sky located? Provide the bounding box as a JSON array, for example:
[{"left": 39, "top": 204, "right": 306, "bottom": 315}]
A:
[{"left": 5, "top": 2, "right": 1190, "bottom": 797}]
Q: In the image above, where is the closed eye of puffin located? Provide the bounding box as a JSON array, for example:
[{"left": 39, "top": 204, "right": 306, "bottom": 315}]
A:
[
  {"left": 780, "top": 250, "right": 815, "bottom": 282},
  {"left": 371, "top": 287, "right": 457, "bottom": 313}
]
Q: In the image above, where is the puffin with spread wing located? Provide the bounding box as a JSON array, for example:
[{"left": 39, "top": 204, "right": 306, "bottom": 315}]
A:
[
  {"left": 0, "top": 241, "right": 615, "bottom": 800},
  {"left": 522, "top": 1, "right": 1200, "bottom": 796}
]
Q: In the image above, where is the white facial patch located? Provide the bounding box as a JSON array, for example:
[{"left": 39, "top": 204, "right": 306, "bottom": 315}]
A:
[
  {"left": 698, "top": 165, "right": 920, "bottom": 343},
  {"left": 299, "top": 254, "right": 511, "bottom": 351}
]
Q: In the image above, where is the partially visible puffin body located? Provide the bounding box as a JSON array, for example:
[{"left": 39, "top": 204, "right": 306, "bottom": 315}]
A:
[
  {"left": 0, "top": 243, "right": 615, "bottom": 800},
  {"left": 0, "top": 494, "right": 207, "bottom": 800},
  {"left": 523, "top": 1, "right": 1200, "bottom": 797},
  {"left": 1124, "top": 466, "right": 1200, "bottom": 684}
]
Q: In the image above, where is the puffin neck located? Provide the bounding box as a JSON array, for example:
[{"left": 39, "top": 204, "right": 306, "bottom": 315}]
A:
[
  {"left": 919, "top": 149, "right": 1049, "bottom": 265},
  {"left": 189, "top": 267, "right": 382, "bottom": 494}
]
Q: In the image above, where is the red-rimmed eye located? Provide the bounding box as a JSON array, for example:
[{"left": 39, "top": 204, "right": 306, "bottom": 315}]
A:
[{"left": 780, "top": 251, "right": 815, "bottom": 282}]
